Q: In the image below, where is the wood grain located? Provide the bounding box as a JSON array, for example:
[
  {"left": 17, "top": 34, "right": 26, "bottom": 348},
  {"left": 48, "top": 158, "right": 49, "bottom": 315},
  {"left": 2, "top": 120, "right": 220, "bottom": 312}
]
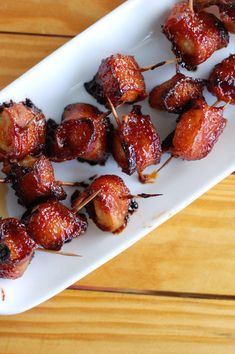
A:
[
  {"left": 0, "top": 34, "right": 67, "bottom": 89},
  {"left": 0, "top": 0, "right": 124, "bottom": 36},
  {"left": 1, "top": 290, "right": 235, "bottom": 354},
  {"left": 77, "top": 175, "right": 235, "bottom": 295}
]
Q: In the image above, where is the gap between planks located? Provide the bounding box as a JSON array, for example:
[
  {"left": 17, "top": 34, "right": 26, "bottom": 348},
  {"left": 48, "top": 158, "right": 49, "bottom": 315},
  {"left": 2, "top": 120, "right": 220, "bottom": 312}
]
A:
[
  {"left": 0, "top": 30, "right": 73, "bottom": 39},
  {"left": 68, "top": 284, "right": 235, "bottom": 302}
]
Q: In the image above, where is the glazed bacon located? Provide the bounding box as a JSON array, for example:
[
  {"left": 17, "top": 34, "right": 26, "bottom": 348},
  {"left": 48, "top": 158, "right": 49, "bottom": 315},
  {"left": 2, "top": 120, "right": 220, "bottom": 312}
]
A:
[
  {"left": 164, "top": 99, "right": 227, "bottom": 160},
  {"left": 72, "top": 175, "right": 131, "bottom": 234},
  {"left": 162, "top": 1, "right": 229, "bottom": 70},
  {"left": 0, "top": 99, "right": 46, "bottom": 161},
  {"left": 195, "top": 0, "right": 235, "bottom": 33},
  {"left": 2, "top": 155, "right": 66, "bottom": 207},
  {"left": 149, "top": 72, "right": 205, "bottom": 113},
  {"left": 0, "top": 218, "right": 36, "bottom": 279},
  {"left": 112, "top": 105, "right": 162, "bottom": 183},
  {"left": 84, "top": 54, "right": 147, "bottom": 107},
  {"left": 62, "top": 103, "right": 112, "bottom": 165},
  {"left": 207, "top": 54, "right": 235, "bottom": 104},
  {"left": 23, "top": 199, "right": 87, "bottom": 250}
]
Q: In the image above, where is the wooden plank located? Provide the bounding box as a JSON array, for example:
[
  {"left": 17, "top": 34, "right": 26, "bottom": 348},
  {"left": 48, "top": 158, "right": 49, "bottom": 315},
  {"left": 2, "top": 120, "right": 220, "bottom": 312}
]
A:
[
  {"left": 1, "top": 290, "right": 235, "bottom": 354},
  {"left": 0, "top": 0, "right": 124, "bottom": 36},
  {"left": 0, "top": 34, "right": 67, "bottom": 89},
  {"left": 77, "top": 175, "right": 235, "bottom": 295}
]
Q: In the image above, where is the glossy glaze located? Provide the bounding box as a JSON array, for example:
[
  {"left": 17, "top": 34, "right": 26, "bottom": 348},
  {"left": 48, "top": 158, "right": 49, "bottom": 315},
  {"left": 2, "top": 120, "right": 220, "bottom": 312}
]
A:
[
  {"left": 84, "top": 54, "right": 147, "bottom": 106},
  {"left": 0, "top": 218, "right": 36, "bottom": 279},
  {"left": 3, "top": 155, "right": 66, "bottom": 207},
  {"left": 149, "top": 72, "right": 205, "bottom": 113},
  {"left": 208, "top": 54, "right": 235, "bottom": 104},
  {"left": 23, "top": 199, "right": 87, "bottom": 250},
  {"left": 0, "top": 100, "right": 46, "bottom": 161},
  {"left": 112, "top": 105, "right": 162, "bottom": 181},
  {"left": 162, "top": 1, "right": 229, "bottom": 70}
]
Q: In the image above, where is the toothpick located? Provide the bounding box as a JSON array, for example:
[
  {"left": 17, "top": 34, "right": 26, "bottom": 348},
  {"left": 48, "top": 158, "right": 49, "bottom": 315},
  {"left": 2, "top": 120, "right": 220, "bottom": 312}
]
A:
[
  {"left": 37, "top": 248, "right": 82, "bottom": 257},
  {"left": 106, "top": 97, "right": 121, "bottom": 127},
  {"left": 189, "top": 0, "right": 194, "bottom": 13},
  {"left": 212, "top": 99, "right": 221, "bottom": 107},
  {"left": 157, "top": 156, "right": 173, "bottom": 173},
  {"left": 72, "top": 189, "right": 101, "bottom": 213},
  {"left": 140, "top": 58, "right": 179, "bottom": 72},
  {"left": 57, "top": 181, "right": 83, "bottom": 187}
]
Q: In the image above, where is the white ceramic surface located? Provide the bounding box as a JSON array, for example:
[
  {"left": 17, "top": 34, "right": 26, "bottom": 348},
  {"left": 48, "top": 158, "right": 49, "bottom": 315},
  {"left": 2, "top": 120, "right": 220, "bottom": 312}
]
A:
[{"left": 0, "top": 0, "right": 234, "bottom": 315}]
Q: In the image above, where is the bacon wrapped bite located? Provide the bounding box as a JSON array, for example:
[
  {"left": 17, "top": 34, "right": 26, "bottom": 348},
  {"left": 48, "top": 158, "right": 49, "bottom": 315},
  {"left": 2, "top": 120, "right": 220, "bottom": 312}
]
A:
[
  {"left": 112, "top": 105, "right": 162, "bottom": 183},
  {"left": 0, "top": 218, "right": 36, "bottom": 279},
  {"left": 0, "top": 99, "right": 46, "bottom": 161},
  {"left": 62, "top": 103, "right": 112, "bottom": 165},
  {"left": 2, "top": 155, "right": 66, "bottom": 207},
  {"left": 163, "top": 98, "right": 227, "bottom": 160},
  {"left": 84, "top": 54, "right": 147, "bottom": 107},
  {"left": 207, "top": 54, "right": 235, "bottom": 104},
  {"left": 23, "top": 199, "right": 87, "bottom": 251},
  {"left": 149, "top": 72, "right": 205, "bottom": 113},
  {"left": 162, "top": 1, "right": 229, "bottom": 70},
  {"left": 46, "top": 103, "right": 112, "bottom": 164},
  {"left": 72, "top": 175, "right": 132, "bottom": 234}
]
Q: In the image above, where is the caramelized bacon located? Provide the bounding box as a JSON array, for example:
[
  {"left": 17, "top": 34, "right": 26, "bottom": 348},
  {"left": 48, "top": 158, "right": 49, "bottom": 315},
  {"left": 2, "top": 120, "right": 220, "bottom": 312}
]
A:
[
  {"left": 0, "top": 218, "right": 36, "bottom": 279},
  {"left": 0, "top": 99, "right": 46, "bottom": 161},
  {"left": 207, "top": 54, "right": 235, "bottom": 104},
  {"left": 62, "top": 103, "right": 112, "bottom": 165},
  {"left": 3, "top": 155, "right": 66, "bottom": 207},
  {"left": 46, "top": 117, "right": 95, "bottom": 162},
  {"left": 149, "top": 72, "right": 205, "bottom": 113},
  {"left": 166, "top": 99, "right": 227, "bottom": 160},
  {"left": 162, "top": 1, "right": 229, "bottom": 70},
  {"left": 112, "top": 105, "right": 162, "bottom": 182},
  {"left": 72, "top": 175, "right": 131, "bottom": 234},
  {"left": 84, "top": 54, "right": 147, "bottom": 106},
  {"left": 23, "top": 199, "right": 87, "bottom": 250},
  {"left": 195, "top": 0, "right": 235, "bottom": 33}
]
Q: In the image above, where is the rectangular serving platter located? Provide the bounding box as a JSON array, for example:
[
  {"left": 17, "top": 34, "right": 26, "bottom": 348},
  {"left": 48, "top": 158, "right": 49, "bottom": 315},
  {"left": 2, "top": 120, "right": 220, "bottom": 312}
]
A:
[{"left": 0, "top": 0, "right": 234, "bottom": 315}]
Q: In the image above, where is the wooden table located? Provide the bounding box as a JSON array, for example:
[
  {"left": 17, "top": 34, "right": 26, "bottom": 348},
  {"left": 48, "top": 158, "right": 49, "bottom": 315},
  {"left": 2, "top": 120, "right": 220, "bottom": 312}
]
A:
[{"left": 0, "top": 1, "right": 235, "bottom": 353}]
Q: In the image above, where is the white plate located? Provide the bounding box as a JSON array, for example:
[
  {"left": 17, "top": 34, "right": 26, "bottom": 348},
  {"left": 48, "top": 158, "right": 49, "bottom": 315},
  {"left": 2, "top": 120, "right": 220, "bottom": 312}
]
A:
[{"left": 0, "top": 0, "right": 234, "bottom": 315}]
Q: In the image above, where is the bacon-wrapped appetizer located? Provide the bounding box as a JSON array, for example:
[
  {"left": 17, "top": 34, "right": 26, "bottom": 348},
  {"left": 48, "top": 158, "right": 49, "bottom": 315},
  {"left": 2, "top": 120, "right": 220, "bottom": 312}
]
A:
[
  {"left": 72, "top": 175, "right": 132, "bottom": 234},
  {"left": 62, "top": 103, "right": 112, "bottom": 165},
  {"left": 84, "top": 54, "right": 147, "bottom": 107},
  {"left": 163, "top": 98, "right": 227, "bottom": 160},
  {"left": 0, "top": 99, "right": 46, "bottom": 161},
  {"left": 162, "top": 1, "right": 229, "bottom": 70},
  {"left": 149, "top": 72, "right": 205, "bottom": 113},
  {"left": 112, "top": 105, "right": 162, "bottom": 183},
  {"left": 0, "top": 218, "right": 36, "bottom": 279},
  {"left": 23, "top": 199, "right": 87, "bottom": 251},
  {"left": 2, "top": 155, "right": 66, "bottom": 207},
  {"left": 195, "top": 0, "right": 235, "bottom": 33},
  {"left": 207, "top": 54, "right": 235, "bottom": 104},
  {"left": 46, "top": 103, "right": 112, "bottom": 164}
]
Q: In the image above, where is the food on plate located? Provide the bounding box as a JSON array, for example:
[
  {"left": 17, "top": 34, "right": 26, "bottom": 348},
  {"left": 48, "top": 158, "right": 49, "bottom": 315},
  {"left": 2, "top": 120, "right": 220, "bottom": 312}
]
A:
[
  {"left": 162, "top": 1, "right": 229, "bottom": 70},
  {"left": 111, "top": 105, "right": 162, "bottom": 183},
  {"left": 0, "top": 218, "right": 36, "bottom": 279},
  {"left": 149, "top": 70, "right": 205, "bottom": 113},
  {"left": 207, "top": 54, "right": 235, "bottom": 104},
  {"left": 0, "top": 99, "right": 46, "bottom": 161},
  {"left": 46, "top": 103, "right": 112, "bottom": 164},
  {"left": 1, "top": 155, "right": 66, "bottom": 207},
  {"left": 71, "top": 175, "right": 133, "bottom": 234},
  {"left": 84, "top": 54, "right": 147, "bottom": 107},
  {"left": 62, "top": 103, "right": 112, "bottom": 165},
  {"left": 195, "top": 0, "right": 235, "bottom": 33},
  {"left": 163, "top": 98, "right": 227, "bottom": 160},
  {"left": 23, "top": 199, "right": 88, "bottom": 251}
]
